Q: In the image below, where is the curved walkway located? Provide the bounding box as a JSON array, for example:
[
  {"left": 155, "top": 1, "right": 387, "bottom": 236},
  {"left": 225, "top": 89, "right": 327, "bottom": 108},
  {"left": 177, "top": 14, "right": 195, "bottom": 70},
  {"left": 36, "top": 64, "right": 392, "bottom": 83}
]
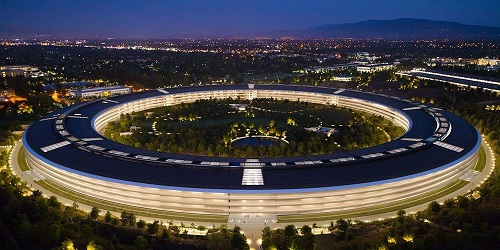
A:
[
  {"left": 273, "top": 135, "right": 495, "bottom": 226},
  {"left": 9, "top": 135, "right": 496, "bottom": 250}
]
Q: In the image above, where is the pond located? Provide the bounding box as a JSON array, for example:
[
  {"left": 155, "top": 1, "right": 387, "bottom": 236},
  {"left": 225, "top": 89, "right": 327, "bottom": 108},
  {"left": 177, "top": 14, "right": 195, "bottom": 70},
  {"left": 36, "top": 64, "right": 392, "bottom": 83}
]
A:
[{"left": 233, "top": 137, "right": 281, "bottom": 147}]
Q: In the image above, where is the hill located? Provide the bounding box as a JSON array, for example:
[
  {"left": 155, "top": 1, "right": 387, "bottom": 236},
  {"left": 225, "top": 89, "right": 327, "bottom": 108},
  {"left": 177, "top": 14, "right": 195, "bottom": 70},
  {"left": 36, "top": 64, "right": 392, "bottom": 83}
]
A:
[{"left": 271, "top": 18, "right": 500, "bottom": 40}]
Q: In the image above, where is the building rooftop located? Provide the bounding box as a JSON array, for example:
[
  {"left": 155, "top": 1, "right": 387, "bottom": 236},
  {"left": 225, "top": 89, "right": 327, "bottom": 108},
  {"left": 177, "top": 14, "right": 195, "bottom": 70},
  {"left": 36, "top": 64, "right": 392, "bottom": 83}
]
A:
[
  {"left": 24, "top": 84, "right": 480, "bottom": 192},
  {"left": 71, "top": 85, "right": 129, "bottom": 94}
]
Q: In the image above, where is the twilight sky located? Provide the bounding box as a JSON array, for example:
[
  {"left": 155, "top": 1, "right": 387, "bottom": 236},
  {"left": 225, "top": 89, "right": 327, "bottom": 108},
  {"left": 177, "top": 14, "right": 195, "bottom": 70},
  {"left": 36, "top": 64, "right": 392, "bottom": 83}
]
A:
[{"left": 1, "top": 0, "right": 499, "bottom": 38}]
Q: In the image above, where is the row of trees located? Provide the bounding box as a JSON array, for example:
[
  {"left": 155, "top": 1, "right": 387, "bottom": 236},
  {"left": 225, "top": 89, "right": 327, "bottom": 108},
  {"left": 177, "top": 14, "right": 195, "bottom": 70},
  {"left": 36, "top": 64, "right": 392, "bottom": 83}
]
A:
[
  {"left": 0, "top": 166, "right": 249, "bottom": 249},
  {"left": 262, "top": 195, "right": 500, "bottom": 249},
  {"left": 104, "top": 99, "right": 403, "bottom": 158}
]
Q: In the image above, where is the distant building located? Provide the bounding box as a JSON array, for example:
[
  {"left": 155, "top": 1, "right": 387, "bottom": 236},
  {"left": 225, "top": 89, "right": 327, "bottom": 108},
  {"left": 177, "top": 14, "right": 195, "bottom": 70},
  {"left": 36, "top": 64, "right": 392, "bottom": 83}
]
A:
[
  {"left": 69, "top": 86, "right": 131, "bottom": 98},
  {"left": 477, "top": 58, "right": 500, "bottom": 66},
  {"left": 296, "top": 63, "right": 359, "bottom": 74},
  {"left": 229, "top": 104, "right": 248, "bottom": 111},
  {"left": 426, "top": 57, "right": 478, "bottom": 67},
  {"left": 356, "top": 63, "right": 394, "bottom": 73},
  {"left": 356, "top": 52, "right": 379, "bottom": 62},
  {"left": 0, "top": 65, "right": 40, "bottom": 77},
  {"left": 304, "top": 127, "right": 338, "bottom": 137},
  {"left": 333, "top": 76, "right": 353, "bottom": 82},
  {"left": 356, "top": 52, "right": 370, "bottom": 60},
  {"left": 397, "top": 69, "right": 500, "bottom": 92}
]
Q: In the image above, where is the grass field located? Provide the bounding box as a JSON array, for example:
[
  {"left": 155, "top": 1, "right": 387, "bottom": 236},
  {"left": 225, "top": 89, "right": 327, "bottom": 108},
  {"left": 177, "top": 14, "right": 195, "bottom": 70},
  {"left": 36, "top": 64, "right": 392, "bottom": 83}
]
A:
[
  {"left": 35, "top": 179, "right": 228, "bottom": 223},
  {"left": 17, "top": 146, "right": 30, "bottom": 171},
  {"left": 278, "top": 179, "right": 469, "bottom": 223},
  {"left": 160, "top": 116, "right": 284, "bottom": 130},
  {"left": 474, "top": 146, "right": 486, "bottom": 172}
]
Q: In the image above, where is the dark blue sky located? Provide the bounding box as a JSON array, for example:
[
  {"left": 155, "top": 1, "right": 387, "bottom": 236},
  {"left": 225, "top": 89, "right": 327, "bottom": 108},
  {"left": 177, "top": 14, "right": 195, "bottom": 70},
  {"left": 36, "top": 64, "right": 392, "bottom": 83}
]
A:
[{"left": 1, "top": 0, "right": 499, "bottom": 38}]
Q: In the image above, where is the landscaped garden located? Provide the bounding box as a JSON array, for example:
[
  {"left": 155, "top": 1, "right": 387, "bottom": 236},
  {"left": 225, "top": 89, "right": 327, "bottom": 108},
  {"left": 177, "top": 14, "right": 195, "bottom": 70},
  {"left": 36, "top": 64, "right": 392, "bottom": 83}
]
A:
[{"left": 104, "top": 98, "right": 405, "bottom": 158}]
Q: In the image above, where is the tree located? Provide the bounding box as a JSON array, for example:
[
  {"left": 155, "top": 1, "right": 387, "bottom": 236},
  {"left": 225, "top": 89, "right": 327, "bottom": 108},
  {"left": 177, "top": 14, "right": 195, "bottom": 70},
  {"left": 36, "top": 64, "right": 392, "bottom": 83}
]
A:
[
  {"left": 284, "top": 224, "right": 297, "bottom": 240},
  {"left": 208, "top": 232, "right": 231, "bottom": 250},
  {"left": 64, "top": 206, "right": 77, "bottom": 223},
  {"left": 161, "top": 228, "right": 170, "bottom": 239},
  {"left": 346, "top": 232, "right": 355, "bottom": 241},
  {"left": 396, "top": 209, "right": 406, "bottom": 224},
  {"left": 336, "top": 219, "right": 349, "bottom": 231},
  {"left": 87, "top": 240, "right": 103, "bottom": 250},
  {"left": 111, "top": 234, "right": 120, "bottom": 246},
  {"left": 32, "top": 189, "right": 42, "bottom": 197},
  {"left": 428, "top": 201, "right": 441, "bottom": 214},
  {"left": 147, "top": 220, "right": 161, "bottom": 235},
  {"left": 90, "top": 207, "right": 100, "bottom": 220},
  {"left": 444, "top": 198, "right": 455, "bottom": 208},
  {"left": 120, "top": 211, "right": 136, "bottom": 227},
  {"left": 300, "top": 225, "right": 314, "bottom": 249},
  {"left": 262, "top": 226, "right": 272, "bottom": 238},
  {"left": 137, "top": 219, "right": 147, "bottom": 229},
  {"left": 81, "top": 224, "right": 94, "bottom": 241},
  {"left": 48, "top": 196, "right": 61, "bottom": 208},
  {"left": 449, "top": 221, "right": 461, "bottom": 231},
  {"left": 72, "top": 201, "right": 79, "bottom": 210},
  {"left": 59, "top": 239, "right": 75, "bottom": 250},
  {"left": 457, "top": 196, "right": 469, "bottom": 209},
  {"left": 301, "top": 225, "right": 312, "bottom": 236},
  {"left": 397, "top": 209, "right": 406, "bottom": 217},
  {"left": 134, "top": 235, "right": 148, "bottom": 250},
  {"left": 423, "top": 234, "right": 437, "bottom": 249},
  {"left": 104, "top": 211, "right": 112, "bottom": 223},
  {"left": 313, "top": 235, "right": 336, "bottom": 250},
  {"left": 111, "top": 217, "right": 120, "bottom": 226},
  {"left": 231, "top": 226, "right": 248, "bottom": 250}
]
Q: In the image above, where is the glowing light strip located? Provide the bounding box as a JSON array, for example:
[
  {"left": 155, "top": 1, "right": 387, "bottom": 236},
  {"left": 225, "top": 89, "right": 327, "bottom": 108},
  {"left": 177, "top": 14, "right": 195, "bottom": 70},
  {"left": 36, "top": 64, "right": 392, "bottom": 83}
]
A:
[
  {"left": 401, "top": 138, "right": 422, "bottom": 142},
  {"left": 402, "top": 106, "right": 421, "bottom": 111},
  {"left": 67, "top": 115, "right": 88, "bottom": 119},
  {"left": 81, "top": 138, "right": 103, "bottom": 142},
  {"left": 39, "top": 116, "right": 58, "bottom": 121},
  {"left": 412, "top": 70, "right": 500, "bottom": 86}
]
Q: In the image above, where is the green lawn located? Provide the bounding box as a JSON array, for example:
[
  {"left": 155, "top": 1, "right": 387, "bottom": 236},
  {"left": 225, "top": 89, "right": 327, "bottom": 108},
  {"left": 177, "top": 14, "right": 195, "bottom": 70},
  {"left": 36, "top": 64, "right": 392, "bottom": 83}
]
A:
[
  {"left": 35, "top": 179, "right": 228, "bottom": 223},
  {"left": 473, "top": 146, "right": 486, "bottom": 172},
  {"left": 160, "top": 116, "right": 283, "bottom": 130},
  {"left": 17, "top": 146, "right": 31, "bottom": 171},
  {"left": 278, "top": 179, "right": 469, "bottom": 223}
]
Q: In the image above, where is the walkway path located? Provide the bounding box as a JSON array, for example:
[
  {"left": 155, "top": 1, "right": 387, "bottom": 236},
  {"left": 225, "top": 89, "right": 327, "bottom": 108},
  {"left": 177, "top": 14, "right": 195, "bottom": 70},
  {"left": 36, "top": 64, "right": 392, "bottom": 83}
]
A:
[{"left": 10, "top": 135, "right": 495, "bottom": 250}]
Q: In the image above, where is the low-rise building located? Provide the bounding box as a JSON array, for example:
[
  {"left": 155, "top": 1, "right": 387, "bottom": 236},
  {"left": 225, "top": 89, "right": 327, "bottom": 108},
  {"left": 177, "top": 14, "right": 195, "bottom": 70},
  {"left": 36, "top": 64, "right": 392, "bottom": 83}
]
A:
[
  {"left": 333, "top": 76, "right": 353, "bottom": 82},
  {"left": 229, "top": 104, "right": 248, "bottom": 111},
  {"left": 478, "top": 58, "right": 500, "bottom": 66},
  {"left": 356, "top": 63, "right": 394, "bottom": 73},
  {"left": 426, "top": 57, "right": 478, "bottom": 67},
  {"left": 0, "top": 65, "right": 40, "bottom": 77},
  {"left": 69, "top": 86, "right": 131, "bottom": 98}
]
